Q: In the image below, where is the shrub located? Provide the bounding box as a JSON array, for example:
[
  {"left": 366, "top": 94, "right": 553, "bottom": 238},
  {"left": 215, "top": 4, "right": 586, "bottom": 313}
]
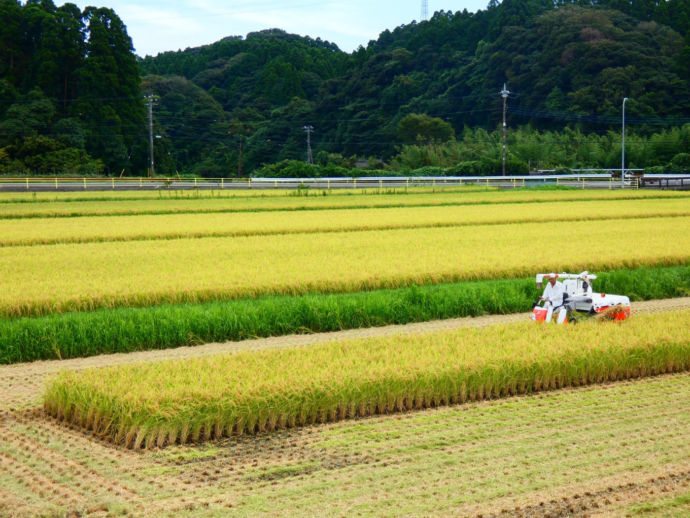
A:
[{"left": 668, "top": 153, "right": 690, "bottom": 173}]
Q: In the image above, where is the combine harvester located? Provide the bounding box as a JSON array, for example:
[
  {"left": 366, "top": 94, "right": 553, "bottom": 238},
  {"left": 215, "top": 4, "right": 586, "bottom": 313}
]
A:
[{"left": 532, "top": 271, "right": 631, "bottom": 324}]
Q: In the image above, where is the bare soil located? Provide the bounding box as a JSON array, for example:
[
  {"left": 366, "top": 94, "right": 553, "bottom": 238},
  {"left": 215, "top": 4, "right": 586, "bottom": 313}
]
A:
[{"left": 1, "top": 297, "right": 689, "bottom": 517}]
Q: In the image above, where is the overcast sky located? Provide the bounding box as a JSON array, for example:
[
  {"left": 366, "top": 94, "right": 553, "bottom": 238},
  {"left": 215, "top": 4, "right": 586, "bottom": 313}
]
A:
[{"left": 70, "top": 0, "right": 490, "bottom": 57}]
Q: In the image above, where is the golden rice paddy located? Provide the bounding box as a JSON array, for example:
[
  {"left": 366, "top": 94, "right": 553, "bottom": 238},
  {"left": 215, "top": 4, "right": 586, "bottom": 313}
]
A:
[
  {"left": 0, "top": 196, "right": 687, "bottom": 246},
  {"left": 0, "top": 215, "right": 687, "bottom": 317},
  {"left": 44, "top": 310, "right": 690, "bottom": 448}
]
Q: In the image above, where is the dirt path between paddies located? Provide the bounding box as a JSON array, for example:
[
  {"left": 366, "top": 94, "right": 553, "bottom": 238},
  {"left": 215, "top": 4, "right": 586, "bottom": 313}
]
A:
[{"left": 2, "top": 297, "right": 690, "bottom": 410}]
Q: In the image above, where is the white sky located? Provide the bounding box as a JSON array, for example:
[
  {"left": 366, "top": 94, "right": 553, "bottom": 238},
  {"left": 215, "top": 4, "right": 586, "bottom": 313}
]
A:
[{"left": 70, "top": 0, "right": 490, "bottom": 57}]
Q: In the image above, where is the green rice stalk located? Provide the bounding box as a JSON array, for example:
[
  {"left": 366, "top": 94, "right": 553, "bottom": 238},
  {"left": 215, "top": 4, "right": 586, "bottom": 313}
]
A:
[{"left": 4, "top": 265, "right": 690, "bottom": 364}]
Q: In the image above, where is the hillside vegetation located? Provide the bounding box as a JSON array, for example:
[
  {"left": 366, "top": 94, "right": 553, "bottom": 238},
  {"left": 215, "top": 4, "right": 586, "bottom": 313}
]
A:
[{"left": 1, "top": 0, "right": 689, "bottom": 176}]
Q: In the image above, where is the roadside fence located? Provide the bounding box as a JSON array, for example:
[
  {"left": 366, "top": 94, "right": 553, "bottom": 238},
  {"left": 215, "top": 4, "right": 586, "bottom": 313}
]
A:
[{"left": 0, "top": 174, "right": 654, "bottom": 192}]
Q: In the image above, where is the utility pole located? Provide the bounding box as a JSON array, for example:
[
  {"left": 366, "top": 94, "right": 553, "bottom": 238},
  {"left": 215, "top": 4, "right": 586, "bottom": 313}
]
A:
[
  {"left": 145, "top": 94, "right": 156, "bottom": 178},
  {"left": 621, "top": 97, "right": 628, "bottom": 189},
  {"left": 421, "top": 0, "right": 428, "bottom": 20},
  {"left": 238, "top": 135, "right": 243, "bottom": 178},
  {"left": 303, "top": 125, "right": 314, "bottom": 164},
  {"left": 500, "top": 83, "right": 510, "bottom": 176}
]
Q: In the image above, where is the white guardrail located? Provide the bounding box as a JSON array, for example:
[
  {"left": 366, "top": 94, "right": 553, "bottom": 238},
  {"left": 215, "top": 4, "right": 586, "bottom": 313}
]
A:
[
  {"left": 1, "top": 173, "right": 688, "bottom": 191},
  {"left": 250, "top": 174, "right": 637, "bottom": 190}
]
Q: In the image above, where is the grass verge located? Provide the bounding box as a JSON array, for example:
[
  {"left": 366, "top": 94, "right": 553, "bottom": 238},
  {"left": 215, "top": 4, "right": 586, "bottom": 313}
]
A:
[
  {"left": 0, "top": 266, "right": 690, "bottom": 364},
  {"left": 627, "top": 491, "right": 690, "bottom": 517},
  {"left": 44, "top": 310, "right": 690, "bottom": 449},
  {"left": 3, "top": 265, "right": 689, "bottom": 364}
]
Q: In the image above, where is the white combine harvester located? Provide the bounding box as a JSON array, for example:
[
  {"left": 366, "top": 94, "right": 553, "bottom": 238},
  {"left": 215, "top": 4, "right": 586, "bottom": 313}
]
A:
[{"left": 532, "top": 271, "right": 631, "bottom": 324}]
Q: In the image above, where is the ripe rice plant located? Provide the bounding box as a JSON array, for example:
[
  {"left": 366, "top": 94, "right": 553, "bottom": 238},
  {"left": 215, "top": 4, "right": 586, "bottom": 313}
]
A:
[
  {"left": 0, "top": 216, "right": 688, "bottom": 318},
  {"left": 0, "top": 197, "right": 687, "bottom": 247},
  {"left": 0, "top": 189, "right": 685, "bottom": 219},
  {"left": 0, "top": 185, "right": 488, "bottom": 204},
  {"left": 3, "top": 265, "right": 688, "bottom": 364},
  {"left": 44, "top": 310, "right": 690, "bottom": 448}
]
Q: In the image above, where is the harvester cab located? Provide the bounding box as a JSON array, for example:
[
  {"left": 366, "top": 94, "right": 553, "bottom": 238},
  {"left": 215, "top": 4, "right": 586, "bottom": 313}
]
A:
[{"left": 531, "top": 271, "right": 631, "bottom": 324}]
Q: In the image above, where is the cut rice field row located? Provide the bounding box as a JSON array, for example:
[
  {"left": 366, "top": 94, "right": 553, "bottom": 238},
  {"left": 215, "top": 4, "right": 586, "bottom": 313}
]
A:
[
  {"left": 4, "top": 368, "right": 689, "bottom": 516},
  {"left": 1, "top": 197, "right": 688, "bottom": 247},
  {"left": 43, "top": 310, "right": 690, "bottom": 449},
  {"left": 1, "top": 216, "right": 687, "bottom": 318},
  {"left": 0, "top": 188, "right": 686, "bottom": 218}
]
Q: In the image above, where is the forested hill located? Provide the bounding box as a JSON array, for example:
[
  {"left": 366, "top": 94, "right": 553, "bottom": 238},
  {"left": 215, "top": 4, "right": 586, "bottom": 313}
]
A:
[
  {"left": 139, "top": 0, "right": 690, "bottom": 176},
  {"left": 138, "top": 30, "right": 351, "bottom": 176},
  {"left": 1, "top": 0, "right": 689, "bottom": 177}
]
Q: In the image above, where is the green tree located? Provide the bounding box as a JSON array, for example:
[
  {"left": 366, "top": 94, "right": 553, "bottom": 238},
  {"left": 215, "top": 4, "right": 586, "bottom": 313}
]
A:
[
  {"left": 397, "top": 113, "right": 455, "bottom": 144},
  {"left": 50, "top": 3, "right": 85, "bottom": 109},
  {"left": 73, "top": 7, "right": 143, "bottom": 174},
  {"left": 0, "top": 0, "right": 23, "bottom": 84},
  {"left": 0, "top": 89, "right": 55, "bottom": 145}
]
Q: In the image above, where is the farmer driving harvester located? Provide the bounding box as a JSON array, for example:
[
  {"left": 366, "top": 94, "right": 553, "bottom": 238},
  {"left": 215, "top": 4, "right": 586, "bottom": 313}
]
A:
[
  {"left": 539, "top": 273, "right": 567, "bottom": 324},
  {"left": 532, "top": 271, "right": 630, "bottom": 324}
]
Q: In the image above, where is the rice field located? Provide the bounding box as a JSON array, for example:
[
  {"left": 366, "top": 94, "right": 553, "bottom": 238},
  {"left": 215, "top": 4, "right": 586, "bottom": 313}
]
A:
[
  {"left": 0, "top": 185, "right": 483, "bottom": 202},
  {"left": 0, "top": 215, "right": 687, "bottom": 318},
  {"left": 4, "top": 265, "right": 688, "bottom": 364},
  {"left": 3, "top": 182, "right": 690, "bottom": 515},
  {"left": 0, "top": 197, "right": 687, "bottom": 247},
  {"left": 3, "top": 356, "right": 689, "bottom": 516},
  {"left": 44, "top": 310, "right": 690, "bottom": 449},
  {"left": 1, "top": 188, "right": 688, "bottom": 362},
  {"left": 0, "top": 187, "right": 686, "bottom": 218}
]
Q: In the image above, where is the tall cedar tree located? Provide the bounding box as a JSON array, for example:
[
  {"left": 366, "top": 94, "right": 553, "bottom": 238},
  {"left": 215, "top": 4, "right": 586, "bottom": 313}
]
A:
[
  {"left": 73, "top": 7, "right": 143, "bottom": 174},
  {"left": 0, "top": 0, "right": 144, "bottom": 175}
]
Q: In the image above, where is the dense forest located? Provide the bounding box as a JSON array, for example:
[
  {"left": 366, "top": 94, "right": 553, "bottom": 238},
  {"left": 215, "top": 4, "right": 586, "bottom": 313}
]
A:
[
  {"left": 1, "top": 0, "right": 689, "bottom": 177},
  {"left": 0, "top": 0, "right": 145, "bottom": 175}
]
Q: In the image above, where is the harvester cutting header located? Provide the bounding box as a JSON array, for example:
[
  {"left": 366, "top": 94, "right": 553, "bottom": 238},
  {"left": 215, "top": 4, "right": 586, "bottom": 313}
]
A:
[{"left": 532, "top": 271, "right": 631, "bottom": 324}]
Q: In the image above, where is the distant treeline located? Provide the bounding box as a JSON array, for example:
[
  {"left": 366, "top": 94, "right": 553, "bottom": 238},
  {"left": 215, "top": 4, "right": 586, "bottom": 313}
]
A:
[
  {"left": 1, "top": 0, "right": 689, "bottom": 177},
  {"left": 254, "top": 124, "right": 690, "bottom": 177}
]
